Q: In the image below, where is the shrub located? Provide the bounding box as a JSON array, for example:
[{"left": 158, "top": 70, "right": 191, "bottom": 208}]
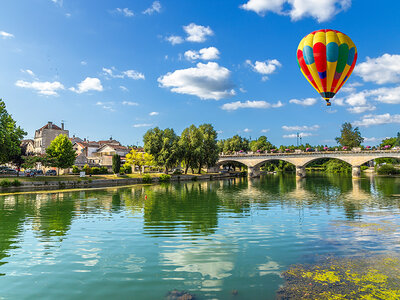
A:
[
  {"left": 72, "top": 166, "right": 80, "bottom": 174},
  {"left": 159, "top": 174, "right": 171, "bottom": 182},
  {"left": 83, "top": 164, "right": 90, "bottom": 174},
  {"left": 377, "top": 164, "right": 400, "bottom": 175},
  {"left": 142, "top": 174, "right": 152, "bottom": 184},
  {"left": 12, "top": 179, "right": 21, "bottom": 187},
  {"left": 100, "top": 167, "right": 108, "bottom": 174},
  {"left": 172, "top": 169, "right": 182, "bottom": 175},
  {"left": 124, "top": 165, "right": 132, "bottom": 174},
  {"left": 361, "top": 165, "right": 369, "bottom": 171},
  {"left": 0, "top": 180, "right": 11, "bottom": 187},
  {"left": 91, "top": 167, "right": 101, "bottom": 175}
]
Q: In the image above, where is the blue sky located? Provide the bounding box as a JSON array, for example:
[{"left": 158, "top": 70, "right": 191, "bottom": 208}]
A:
[{"left": 1, "top": 0, "right": 400, "bottom": 146}]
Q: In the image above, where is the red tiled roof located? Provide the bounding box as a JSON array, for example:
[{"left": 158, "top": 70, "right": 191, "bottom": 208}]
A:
[{"left": 37, "top": 123, "right": 62, "bottom": 131}]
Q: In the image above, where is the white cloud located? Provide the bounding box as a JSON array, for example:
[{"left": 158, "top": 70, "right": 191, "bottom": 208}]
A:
[
  {"left": 282, "top": 125, "right": 319, "bottom": 131},
  {"left": 353, "top": 113, "right": 400, "bottom": 127},
  {"left": 0, "top": 31, "right": 14, "bottom": 39},
  {"left": 96, "top": 101, "right": 115, "bottom": 112},
  {"left": 165, "top": 35, "right": 184, "bottom": 45},
  {"left": 283, "top": 132, "right": 314, "bottom": 138},
  {"left": 221, "top": 100, "right": 283, "bottom": 111},
  {"left": 347, "top": 105, "right": 376, "bottom": 114},
  {"left": 289, "top": 97, "right": 317, "bottom": 106},
  {"left": 20, "top": 69, "right": 35, "bottom": 77},
  {"left": 184, "top": 47, "right": 220, "bottom": 61},
  {"left": 246, "top": 59, "right": 281, "bottom": 80},
  {"left": 355, "top": 54, "right": 400, "bottom": 84},
  {"left": 115, "top": 8, "right": 134, "bottom": 17},
  {"left": 120, "top": 85, "right": 129, "bottom": 91},
  {"left": 133, "top": 123, "right": 153, "bottom": 128},
  {"left": 149, "top": 111, "right": 159, "bottom": 116},
  {"left": 122, "top": 101, "right": 139, "bottom": 106},
  {"left": 183, "top": 23, "right": 213, "bottom": 43},
  {"left": 240, "top": 0, "right": 351, "bottom": 22},
  {"left": 103, "top": 67, "right": 145, "bottom": 80},
  {"left": 261, "top": 129, "right": 270, "bottom": 133},
  {"left": 15, "top": 80, "right": 64, "bottom": 96},
  {"left": 81, "top": 61, "right": 87, "bottom": 66},
  {"left": 143, "top": 1, "right": 161, "bottom": 15},
  {"left": 340, "top": 82, "right": 363, "bottom": 93},
  {"left": 243, "top": 128, "right": 251, "bottom": 133},
  {"left": 369, "top": 85, "right": 400, "bottom": 104},
  {"left": 158, "top": 62, "right": 235, "bottom": 100},
  {"left": 70, "top": 77, "right": 103, "bottom": 94},
  {"left": 363, "top": 137, "right": 387, "bottom": 143},
  {"left": 65, "top": 13, "right": 71, "bottom": 17}
]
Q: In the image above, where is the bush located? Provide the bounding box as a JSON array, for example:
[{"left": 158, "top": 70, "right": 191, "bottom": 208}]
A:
[
  {"left": 124, "top": 165, "right": 132, "bottom": 174},
  {"left": 12, "top": 179, "right": 21, "bottom": 187},
  {"left": 172, "top": 169, "right": 182, "bottom": 175},
  {"left": 91, "top": 167, "right": 101, "bottom": 175},
  {"left": 142, "top": 174, "right": 152, "bottom": 184},
  {"left": 72, "top": 166, "right": 80, "bottom": 174},
  {"left": 361, "top": 165, "right": 369, "bottom": 171},
  {"left": 83, "top": 164, "right": 91, "bottom": 175},
  {"left": 159, "top": 174, "right": 171, "bottom": 182},
  {"left": 377, "top": 164, "right": 400, "bottom": 175},
  {"left": 0, "top": 180, "right": 11, "bottom": 187},
  {"left": 100, "top": 167, "right": 108, "bottom": 174}
]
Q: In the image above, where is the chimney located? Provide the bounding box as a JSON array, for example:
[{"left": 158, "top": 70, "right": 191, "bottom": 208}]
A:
[
  {"left": 48, "top": 121, "right": 53, "bottom": 129},
  {"left": 61, "top": 122, "right": 64, "bottom": 130}
]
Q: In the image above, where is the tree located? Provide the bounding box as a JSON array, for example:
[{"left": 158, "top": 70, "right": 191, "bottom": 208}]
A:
[
  {"left": 46, "top": 134, "right": 76, "bottom": 175},
  {"left": 112, "top": 154, "right": 121, "bottom": 174},
  {"left": 198, "top": 124, "right": 219, "bottom": 173},
  {"left": 125, "top": 149, "right": 155, "bottom": 173},
  {"left": 250, "top": 136, "right": 274, "bottom": 152},
  {"left": 143, "top": 127, "right": 181, "bottom": 173},
  {"left": 0, "top": 99, "right": 26, "bottom": 164},
  {"left": 335, "top": 122, "right": 364, "bottom": 148},
  {"left": 179, "top": 125, "right": 203, "bottom": 174},
  {"left": 223, "top": 135, "right": 250, "bottom": 153}
]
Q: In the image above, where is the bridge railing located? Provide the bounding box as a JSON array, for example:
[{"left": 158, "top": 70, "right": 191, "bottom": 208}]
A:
[{"left": 219, "top": 150, "right": 400, "bottom": 158}]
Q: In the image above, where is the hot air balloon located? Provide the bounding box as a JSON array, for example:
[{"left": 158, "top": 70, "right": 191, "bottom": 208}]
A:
[{"left": 296, "top": 29, "right": 357, "bottom": 106}]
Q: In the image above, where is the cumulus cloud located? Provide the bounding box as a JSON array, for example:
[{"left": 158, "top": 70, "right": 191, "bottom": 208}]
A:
[
  {"left": 115, "top": 7, "right": 134, "bottom": 17},
  {"left": 221, "top": 100, "right": 283, "bottom": 111},
  {"left": 184, "top": 47, "right": 220, "bottom": 61},
  {"left": 289, "top": 97, "right": 317, "bottom": 106},
  {"left": 15, "top": 80, "right": 64, "bottom": 96},
  {"left": 158, "top": 62, "right": 235, "bottom": 100},
  {"left": 70, "top": 77, "right": 103, "bottom": 93},
  {"left": 133, "top": 123, "right": 153, "bottom": 128},
  {"left": 246, "top": 59, "right": 281, "bottom": 80},
  {"left": 149, "top": 111, "right": 159, "bottom": 116},
  {"left": 243, "top": 128, "right": 251, "bottom": 133},
  {"left": 363, "top": 137, "right": 387, "bottom": 143},
  {"left": 122, "top": 101, "right": 139, "bottom": 106},
  {"left": 240, "top": 0, "right": 351, "bottom": 22},
  {"left": 340, "top": 82, "right": 363, "bottom": 93},
  {"left": 355, "top": 54, "right": 400, "bottom": 84},
  {"left": 283, "top": 132, "right": 314, "bottom": 138},
  {"left": 143, "top": 1, "right": 161, "bottom": 15},
  {"left": 20, "top": 69, "right": 35, "bottom": 77},
  {"left": 353, "top": 113, "right": 400, "bottom": 127},
  {"left": 282, "top": 125, "right": 319, "bottom": 131},
  {"left": 0, "top": 31, "right": 14, "bottom": 39},
  {"left": 165, "top": 35, "right": 184, "bottom": 45},
  {"left": 347, "top": 105, "right": 376, "bottom": 114},
  {"left": 183, "top": 23, "right": 213, "bottom": 42},
  {"left": 103, "top": 67, "right": 145, "bottom": 80}
]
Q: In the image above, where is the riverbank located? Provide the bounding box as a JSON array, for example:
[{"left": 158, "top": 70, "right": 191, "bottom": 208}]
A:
[{"left": 0, "top": 172, "right": 245, "bottom": 194}]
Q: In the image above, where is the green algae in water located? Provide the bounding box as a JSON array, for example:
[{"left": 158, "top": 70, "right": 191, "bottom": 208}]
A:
[{"left": 277, "top": 257, "right": 400, "bottom": 299}]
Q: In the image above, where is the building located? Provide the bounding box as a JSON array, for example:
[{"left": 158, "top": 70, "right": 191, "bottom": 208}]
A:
[
  {"left": 34, "top": 121, "right": 69, "bottom": 154},
  {"left": 21, "top": 139, "right": 35, "bottom": 155}
]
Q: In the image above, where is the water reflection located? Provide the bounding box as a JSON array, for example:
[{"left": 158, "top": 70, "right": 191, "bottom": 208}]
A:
[{"left": 0, "top": 174, "right": 399, "bottom": 299}]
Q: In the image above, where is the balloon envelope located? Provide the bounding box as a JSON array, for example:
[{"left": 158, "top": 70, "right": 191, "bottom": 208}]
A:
[{"left": 297, "top": 29, "right": 357, "bottom": 106}]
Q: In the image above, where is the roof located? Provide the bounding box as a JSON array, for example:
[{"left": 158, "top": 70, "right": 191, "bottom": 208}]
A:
[
  {"left": 96, "top": 144, "right": 129, "bottom": 152},
  {"left": 37, "top": 123, "right": 62, "bottom": 131},
  {"left": 21, "top": 139, "right": 34, "bottom": 145},
  {"left": 98, "top": 139, "right": 121, "bottom": 146},
  {"left": 74, "top": 142, "right": 100, "bottom": 148}
]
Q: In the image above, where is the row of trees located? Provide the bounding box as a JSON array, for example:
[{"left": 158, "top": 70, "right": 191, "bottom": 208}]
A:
[{"left": 142, "top": 124, "right": 219, "bottom": 174}]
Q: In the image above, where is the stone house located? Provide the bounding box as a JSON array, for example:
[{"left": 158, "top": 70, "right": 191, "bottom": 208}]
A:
[
  {"left": 34, "top": 121, "right": 69, "bottom": 154},
  {"left": 21, "top": 139, "right": 35, "bottom": 155}
]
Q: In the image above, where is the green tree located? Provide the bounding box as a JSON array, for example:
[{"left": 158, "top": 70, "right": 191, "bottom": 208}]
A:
[
  {"left": 143, "top": 127, "right": 181, "bottom": 173},
  {"left": 250, "top": 136, "right": 274, "bottom": 152},
  {"left": 179, "top": 125, "right": 203, "bottom": 174},
  {"left": 125, "top": 149, "right": 155, "bottom": 173},
  {"left": 335, "top": 122, "right": 364, "bottom": 148},
  {"left": 112, "top": 154, "right": 121, "bottom": 174},
  {"left": 46, "top": 135, "right": 76, "bottom": 175},
  {"left": 0, "top": 99, "right": 26, "bottom": 164},
  {"left": 380, "top": 136, "right": 397, "bottom": 149},
  {"left": 223, "top": 135, "right": 250, "bottom": 153},
  {"left": 198, "top": 124, "right": 219, "bottom": 173}
]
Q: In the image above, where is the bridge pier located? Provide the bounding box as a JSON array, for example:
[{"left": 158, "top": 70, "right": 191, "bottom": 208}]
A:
[
  {"left": 248, "top": 166, "right": 261, "bottom": 178},
  {"left": 352, "top": 166, "right": 361, "bottom": 178},
  {"left": 296, "top": 166, "right": 306, "bottom": 178}
]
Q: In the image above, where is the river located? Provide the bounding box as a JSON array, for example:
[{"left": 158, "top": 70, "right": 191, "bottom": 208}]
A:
[{"left": 0, "top": 174, "right": 399, "bottom": 299}]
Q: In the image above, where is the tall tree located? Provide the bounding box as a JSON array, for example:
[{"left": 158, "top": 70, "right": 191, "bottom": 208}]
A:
[
  {"left": 179, "top": 125, "right": 203, "bottom": 174},
  {"left": 198, "top": 124, "right": 219, "bottom": 173},
  {"left": 46, "top": 134, "right": 77, "bottom": 175},
  {"left": 125, "top": 149, "right": 154, "bottom": 173},
  {"left": 143, "top": 127, "right": 180, "bottom": 173},
  {"left": 112, "top": 154, "right": 121, "bottom": 174},
  {"left": 250, "top": 136, "right": 274, "bottom": 152},
  {"left": 335, "top": 122, "right": 364, "bottom": 148},
  {"left": 0, "top": 99, "right": 26, "bottom": 164}
]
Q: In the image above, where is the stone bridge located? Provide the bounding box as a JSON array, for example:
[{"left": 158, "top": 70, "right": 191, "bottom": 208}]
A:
[{"left": 217, "top": 150, "right": 400, "bottom": 178}]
